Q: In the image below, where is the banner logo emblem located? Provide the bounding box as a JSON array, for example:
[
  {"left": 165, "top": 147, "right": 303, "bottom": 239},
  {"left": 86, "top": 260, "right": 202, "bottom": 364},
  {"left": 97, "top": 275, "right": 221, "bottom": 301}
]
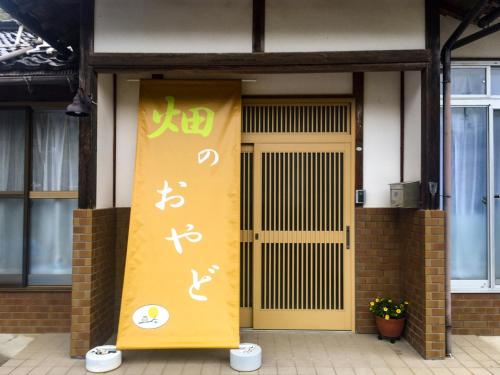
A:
[{"left": 133, "top": 305, "right": 169, "bottom": 329}]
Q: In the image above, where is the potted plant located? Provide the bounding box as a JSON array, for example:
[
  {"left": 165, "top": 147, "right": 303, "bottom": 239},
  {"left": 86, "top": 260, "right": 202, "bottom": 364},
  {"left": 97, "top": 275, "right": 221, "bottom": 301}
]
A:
[{"left": 369, "top": 297, "right": 408, "bottom": 343}]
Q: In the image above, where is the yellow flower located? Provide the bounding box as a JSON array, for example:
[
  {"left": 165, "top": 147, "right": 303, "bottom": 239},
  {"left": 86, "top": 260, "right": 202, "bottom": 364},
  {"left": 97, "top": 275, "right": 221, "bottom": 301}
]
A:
[
  {"left": 388, "top": 299, "right": 392, "bottom": 303},
  {"left": 383, "top": 307, "right": 388, "bottom": 312},
  {"left": 375, "top": 298, "right": 380, "bottom": 303},
  {"left": 404, "top": 301, "right": 409, "bottom": 305},
  {"left": 370, "top": 301, "right": 375, "bottom": 306},
  {"left": 396, "top": 309, "right": 401, "bottom": 314},
  {"left": 385, "top": 315, "right": 390, "bottom": 320}
]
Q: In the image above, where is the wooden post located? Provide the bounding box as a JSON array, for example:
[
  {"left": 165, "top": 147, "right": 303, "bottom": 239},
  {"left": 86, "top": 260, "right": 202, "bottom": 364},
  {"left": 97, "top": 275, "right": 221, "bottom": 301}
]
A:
[
  {"left": 252, "top": 0, "right": 265, "bottom": 52},
  {"left": 78, "top": 0, "right": 97, "bottom": 209},
  {"left": 353, "top": 72, "right": 364, "bottom": 206},
  {"left": 421, "top": 0, "right": 440, "bottom": 209}
]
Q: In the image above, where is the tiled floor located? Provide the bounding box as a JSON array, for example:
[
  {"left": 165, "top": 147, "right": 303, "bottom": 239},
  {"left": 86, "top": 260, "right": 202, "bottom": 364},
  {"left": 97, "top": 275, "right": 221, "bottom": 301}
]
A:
[{"left": 2, "top": 332, "right": 500, "bottom": 374}]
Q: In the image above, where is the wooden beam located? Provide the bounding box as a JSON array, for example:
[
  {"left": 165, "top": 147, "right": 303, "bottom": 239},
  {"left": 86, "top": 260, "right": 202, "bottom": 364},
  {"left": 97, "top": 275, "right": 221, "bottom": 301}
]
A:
[
  {"left": 421, "top": 0, "right": 440, "bottom": 209},
  {"left": 78, "top": 0, "right": 97, "bottom": 209},
  {"left": 0, "top": 83, "right": 74, "bottom": 102},
  {"left": 400, "top": 71, "right": 405, "bottom": 183},
  {"left": 252, "top": 0, "right": 265, "bottom": 52},
  {"left": 88, "top": 50, "right": 431, "bottom": 73},
  {"left": 353, "top": 72, "right": 364, "bottom": 207}
]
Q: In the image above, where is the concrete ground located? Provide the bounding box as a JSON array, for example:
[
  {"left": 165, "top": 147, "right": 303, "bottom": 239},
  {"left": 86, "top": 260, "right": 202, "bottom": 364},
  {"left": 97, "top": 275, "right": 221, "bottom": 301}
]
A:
[
  {"left": 0, "top": 335, "right": 34, "bottom": 367},
  {"left": 1, "top": 332, "right": 500, "bottom": 374}
]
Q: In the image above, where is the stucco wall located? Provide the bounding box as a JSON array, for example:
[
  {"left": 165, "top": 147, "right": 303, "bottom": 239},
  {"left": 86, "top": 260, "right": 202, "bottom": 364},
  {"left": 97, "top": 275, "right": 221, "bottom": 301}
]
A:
[
  {"left": 364, "top": 72, "right": 401, "bottom": 207},
  {"left": 95, "top": 72, "right": 416, "bottom": 208},
  {"left": 94, "top": 0, "right": 425, "bottom": 54},
  {"left": 96, "top": 74, "right": 114, "bottom": 209},
  {"left": 94, "top": 0, "right": 252, "bottom": 53},
  {"left": 266, "top": 0, "right": 425, "bottom": 52},
  {"left": 404, "top": 71, "right": 422, "bottom": 183}
]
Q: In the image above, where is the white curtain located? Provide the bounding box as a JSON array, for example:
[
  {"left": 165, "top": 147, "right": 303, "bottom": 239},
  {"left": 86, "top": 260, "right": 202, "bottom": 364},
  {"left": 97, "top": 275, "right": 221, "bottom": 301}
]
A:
[
  {"left": 0, "top": 111, "right": 25, "bottom": 277},
  {"left": 451, "top": 107, "right": 488, "bottom": 280},
  {"left": 0, "top": 110, "right": 25, "bottom": 191},
  {"left": 451, "top": 68, "right": 486, "bottom": 95},
  {"left": 29, "top": 111, "right": 78, "bottom": 281},
  {"left": 30, "top": 199, "right": 77, "bottom": 276},
  {"left": 0, "top": 199, "right": 24, "bottom": 275},
  {"left": 32, "top": 111, "right": 79, "bottom": 191},
  {"left": 492, "top": 68, "right": 500, "bottom": 96}
]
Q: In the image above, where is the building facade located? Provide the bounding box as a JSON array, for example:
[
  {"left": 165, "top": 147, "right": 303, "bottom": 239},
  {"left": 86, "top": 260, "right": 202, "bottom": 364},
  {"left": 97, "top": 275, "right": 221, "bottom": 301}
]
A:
[{"left": 0, "top": 0, "right": 499, "bottom": 361}]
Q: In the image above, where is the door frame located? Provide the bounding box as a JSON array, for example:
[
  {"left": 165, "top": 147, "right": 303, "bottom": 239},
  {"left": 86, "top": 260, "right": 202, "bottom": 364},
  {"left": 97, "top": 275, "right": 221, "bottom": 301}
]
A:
[
  {"left": 240, "top": 97, "right": 356, "bottom": 331},
  {"left": 252, "top": 142, "right": 354, "bottom": 330}
]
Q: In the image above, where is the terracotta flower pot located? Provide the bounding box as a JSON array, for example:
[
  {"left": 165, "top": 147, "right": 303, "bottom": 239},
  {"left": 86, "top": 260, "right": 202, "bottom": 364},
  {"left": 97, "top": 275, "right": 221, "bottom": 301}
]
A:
[{"left": 375, "top": 316, "right": 406, "bottom": 342}]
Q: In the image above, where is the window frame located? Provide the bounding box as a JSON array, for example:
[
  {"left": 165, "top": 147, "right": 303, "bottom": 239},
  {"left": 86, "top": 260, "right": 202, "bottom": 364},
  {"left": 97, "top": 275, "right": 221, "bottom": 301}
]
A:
[
  {"left": 449, "top": 65, "right": 489, "bottom": 99},
  {"left": 446, "top": 63, "right": 500, "bottom": 293},
  {"left": 0, "top": 104, "right": 78, "bottom": 288}
]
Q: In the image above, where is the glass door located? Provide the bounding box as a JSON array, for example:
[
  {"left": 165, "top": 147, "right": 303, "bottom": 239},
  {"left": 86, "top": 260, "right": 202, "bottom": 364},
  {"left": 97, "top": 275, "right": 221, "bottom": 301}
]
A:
[
  {"left": 451, "top": 107, "right": 489, "bottom": 288},
  {"left": 494, "top": 110, "right": 500, "bottom": 285}
]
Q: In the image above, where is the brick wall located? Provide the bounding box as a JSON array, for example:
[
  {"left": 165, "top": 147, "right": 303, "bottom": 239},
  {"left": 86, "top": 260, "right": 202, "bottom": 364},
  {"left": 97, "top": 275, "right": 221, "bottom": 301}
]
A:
[
  {"left": 452, "top": 293, "right": 500, "bottom": 335},
  {"left": 73, "top": 207, "right": 446, "bottom": 359},
  {"left": 355, "top": 208, "right": 401, "bottom": 333},
  {"left": 355, "top": 208, "right": 445, "bottom": 359},
  {"left": 399, "top": 210, "right": 426, "bottom": 357},
  {"left": 114, "top": 207, "right": 130, "bottom": 330},
  {"left": 400, "top": 210, "right": 446, "bottom": 359},
  {"left": 71, "top": 208, "right": 116, "bottom": 358},
  {"left": 0, "top": 291, "right": 70, "bottom": 333}
]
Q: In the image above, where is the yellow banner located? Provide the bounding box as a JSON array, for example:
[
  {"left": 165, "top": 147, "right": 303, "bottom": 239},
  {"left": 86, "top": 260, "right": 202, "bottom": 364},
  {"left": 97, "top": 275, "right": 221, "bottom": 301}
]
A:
[{"left": 117, "top": 80, "right": 241, "bottom": 349}]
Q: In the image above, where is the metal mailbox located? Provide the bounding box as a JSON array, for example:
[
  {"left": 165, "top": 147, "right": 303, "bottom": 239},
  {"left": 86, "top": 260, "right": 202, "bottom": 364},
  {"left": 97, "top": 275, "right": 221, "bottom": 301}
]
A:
[{"left": 389, "top": 181, "right": 420, "bottom": 208}]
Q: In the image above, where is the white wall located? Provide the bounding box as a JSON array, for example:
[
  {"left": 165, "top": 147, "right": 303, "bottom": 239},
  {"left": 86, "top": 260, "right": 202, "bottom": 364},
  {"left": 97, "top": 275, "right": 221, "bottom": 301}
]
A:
[
  {"left": 107, "top": 72, "right": 407, "bottom": 208},
  {"left": 94, "top": 0, "right": 425, "bottom": 54},
  {"left": 266, "top": 0, "right": 425, "bottom": 52},
  {"left": 96, "top": 73, "right": 114, "bottom": 209},
  {"left": 113, "top": 73, "right": 352, "bottom": 206},
  {"left": 364, "top": 72, "right": 401, "bottom": 207},
  {"left": 441, "top": 15, "right": 500, "bottom": 58},
  {"left": 94, "top": 0, "right": 252, "bottom": 53},
  {"left": 404, "top": 71, "right": 421, "bottom": 182}
]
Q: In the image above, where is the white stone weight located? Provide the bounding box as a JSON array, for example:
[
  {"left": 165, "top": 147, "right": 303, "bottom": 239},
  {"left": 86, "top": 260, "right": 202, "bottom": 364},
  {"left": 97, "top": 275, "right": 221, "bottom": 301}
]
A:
[
  {"left": 230, "top": 343, "right": 262, "bottom": 372},
  {"left": 85, "top": 345, "right": 122, "bottom": 373}
]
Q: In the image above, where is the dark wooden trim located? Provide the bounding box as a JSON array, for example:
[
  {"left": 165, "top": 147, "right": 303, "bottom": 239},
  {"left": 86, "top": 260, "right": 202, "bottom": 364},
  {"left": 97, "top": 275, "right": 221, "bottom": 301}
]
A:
[
  {"left": 0, "top": 84, "right": 74, "bottom": 102},
  {"left": 452, "top": 57, "right": 500, "bottom": 61},
  {"left": 78, "top": 0, "right": 97, "bottom": 209},
  {"left": 421, "top": 0, "right": 441, "bottom": 209},
  {"left": 89, "top": 0, "right": 95, "bottom": 56},
  {"left": 88, "top": 50, "right": 431, "bottom": 73},
  {"left": 112, "top": 74, "right": 117, "bottom": 208},
  {"left": 242, "top": 94, "right": 354, "bottom": 99},
  {"left": 0, "top": 286, "right": 72, "bottom": 292},
  {"left": 252, "top": 0, "right": 265, "bottom": 52},
  {"left": 353, "top": 72, "right": 364, "bottom": 207},
  {"left": 400, "top": 71, "right": 405, "bottom": 183},
  {"left": 22, "top": 108, "right": 32, "bottom": 287}
]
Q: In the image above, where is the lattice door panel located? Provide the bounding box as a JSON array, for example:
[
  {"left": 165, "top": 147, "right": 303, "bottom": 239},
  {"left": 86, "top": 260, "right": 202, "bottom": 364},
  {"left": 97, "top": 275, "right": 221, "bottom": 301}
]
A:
[
  {"left": 240, "top": 146, "right": 253, "bottom": 327},
  {"left": 253, "top": 143, "right": 352, "bottom": 330}
]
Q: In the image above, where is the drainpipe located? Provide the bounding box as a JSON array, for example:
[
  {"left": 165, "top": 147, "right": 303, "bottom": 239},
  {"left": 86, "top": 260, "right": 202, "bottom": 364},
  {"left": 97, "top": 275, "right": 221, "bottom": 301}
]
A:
[{"left": 440, "top": 0, "right": 489, "bottom": 357}]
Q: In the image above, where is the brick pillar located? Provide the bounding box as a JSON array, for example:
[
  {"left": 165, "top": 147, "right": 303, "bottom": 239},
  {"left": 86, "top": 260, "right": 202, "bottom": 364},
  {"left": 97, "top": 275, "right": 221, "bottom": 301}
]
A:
[
  {"left": 400, "top": 209, "right": 445, "bottom": 359},
  {"left": 71, "top": 209, "right": 116, "bottom": 357},
  {"left": 422, "top": 210, "right": 446, "bottom": 359}
]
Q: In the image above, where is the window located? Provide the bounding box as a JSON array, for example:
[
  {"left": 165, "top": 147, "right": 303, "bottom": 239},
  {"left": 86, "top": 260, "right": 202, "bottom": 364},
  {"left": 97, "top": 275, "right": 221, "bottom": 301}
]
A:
[
  {"left": 492, "top": 68, "right": 500, "bottom": 96},
  {"left": 451, "top": 67, "right": 487, "bottom": 95},
  {"left": 450, "top": 107, "right": 488, "bottom": 282},
  {"left": 446, "top": 64, "right": 500, "bottom": 292},
  {"left": 0, "top": 108, "right": 78, "bottom": 286}
]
